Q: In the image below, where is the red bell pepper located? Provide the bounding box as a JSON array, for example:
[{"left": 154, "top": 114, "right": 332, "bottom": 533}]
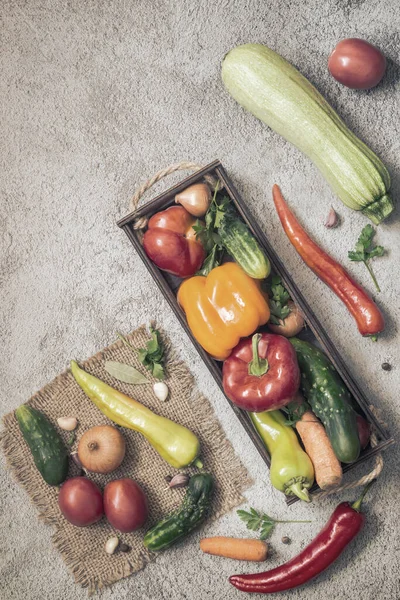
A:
[
  {"left": 143, "top": 205, "right": 205, "bottom": 278},
  {"left": 222, "top": 333, "right": 300, "bottom": 412}
]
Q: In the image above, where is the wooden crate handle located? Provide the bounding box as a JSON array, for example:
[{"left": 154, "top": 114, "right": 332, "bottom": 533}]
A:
[{"left": 130, "top": 161, "right": 220, "bottom": 231}]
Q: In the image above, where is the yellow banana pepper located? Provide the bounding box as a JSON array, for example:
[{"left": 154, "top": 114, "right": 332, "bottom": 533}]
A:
[
  {"left": 177, "top": 262, "right": 270, "bottom": 360},
  {"left": 70, "top": 361, "right": 201, "bottom": 469}
]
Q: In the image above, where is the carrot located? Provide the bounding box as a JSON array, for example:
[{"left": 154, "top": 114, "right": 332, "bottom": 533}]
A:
[
  {"left": 295, "top": 410, "right": 343, "bottom": 491},
  {"left": 200, "top": 537, "right": 268, "bottom": 562}
]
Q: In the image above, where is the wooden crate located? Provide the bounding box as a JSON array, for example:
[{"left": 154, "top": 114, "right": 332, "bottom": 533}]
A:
[{"left": 118, "top": 160, "right": 393, "bottom": 504}]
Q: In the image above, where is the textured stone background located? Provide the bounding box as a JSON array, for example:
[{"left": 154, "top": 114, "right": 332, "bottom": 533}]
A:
[{"left": 1, "top": 1, "right": 399, "bottom": 599}]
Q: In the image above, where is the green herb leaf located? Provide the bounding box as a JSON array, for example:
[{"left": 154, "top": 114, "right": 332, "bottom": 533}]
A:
[
  {"left": 194, "top": 182, "right": 229, "bottom": 271},
  {"left": 237, "top": 509, "right": 263, "bottom": 531},
  {"left": 104, "top": 361, "right": 149, "bottom": 385},
  {"left": 146, "top": 327, "right": 162, "bottom": 355},
  {"left": 68, "top": 432, "right": 75, "bottom": 446},
  {"left": 269, "top": 299, "right": 291, "bottom": 323},
  {"left": 282, "top": 398, "right": 310, "bottom": 425},
  {"left": 237, "top": 507, "right": 311, "bottom": 540},
  {"left": 348, "top": 225, "right": 385, "bottom": 292},
  {"left": 138, "top": 326, "right": 166, "bottom": 380},
  {"left": 196, "top": 244, "right": 224, "bottom": 276},
  {"left": 267, "top": 276, "right": 292, "bottom": 325},
  {"left": 138, "top": 348, "right": 149, "bottom": 364},
  {"left": 152, "top": 362, "right": 165, "bottom": 380},
  {"left": 348, "top": 250, "right": 365, "bottom": 262},
  {"left": 368, "top": 245, "right": 385, "bottom": 260},
  {"left": 271, "top": 283, "right": 290, "bottom": 306},
  {"left": 214, "top": 196, "right": 230, "bottom": 228},
  {"left": 259, "top": 521, "right": 274, "bottom": 540}
]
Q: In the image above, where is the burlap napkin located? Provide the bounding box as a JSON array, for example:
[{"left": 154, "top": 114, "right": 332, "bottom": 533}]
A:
[{"left": 1, "top": 326, "right": 252, "bottom": 593}]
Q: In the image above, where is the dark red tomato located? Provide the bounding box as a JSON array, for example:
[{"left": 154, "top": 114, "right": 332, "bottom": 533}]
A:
[
  {"left": 58, "top": 477, "right": 103, "bottom": 527},
  {"left": 328, "top": 38, "right": 386, "bottom": 89},
  {"left": 356, "top": 414, "right": 371, "bottom": 449},
  {"left": 104, "top": 478, "right": 148, "bottom": 533},
  {"left": 222, "top": 333, "right": 300, "bottom": 412},
  {"left": 143, "top": 205, "right": 205, "bottom": 278}
]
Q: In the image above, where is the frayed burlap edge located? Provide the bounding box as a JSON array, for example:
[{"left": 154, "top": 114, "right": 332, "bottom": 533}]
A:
[{"left": 1, "top": 325, "right": 253, "bottom": 594}]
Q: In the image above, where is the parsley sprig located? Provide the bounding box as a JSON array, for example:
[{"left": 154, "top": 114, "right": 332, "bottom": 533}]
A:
[
  {"left": 192, "top": 182, "right": 229, "bottom": 276},
  {"left": 138, "top": 326, "right": 166, "bottom": 380},
  {"left": 268, "top": 276, "right": 291, "bottom": 325},
  {"left": 348, "top": 225, "right": 385, "bottom": 292},
  {"left": 237, "top": 507, "right": 311, "bottom": 540},
  {"left": 282, "top": 398, "right": 310, "bottom": 426},
  {"left": 118, "top": 327, "right": 166, "bottom": 380}
]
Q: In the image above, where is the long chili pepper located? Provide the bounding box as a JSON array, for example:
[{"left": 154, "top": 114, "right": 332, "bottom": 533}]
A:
[
  {"left": 229, "top": 481, "right": 375, "bottom": 594},
  {"left": 272, "top": 185, "right": 384, "bottom": 337}
]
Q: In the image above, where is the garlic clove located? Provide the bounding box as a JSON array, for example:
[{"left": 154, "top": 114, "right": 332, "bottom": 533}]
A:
[
  {"left": 153, "top": 382, "right": 169, "bottom": 402},
  {"left": 169, "top": 473, "right": 190, "bottom": 488},
  {"left": 57, "top": 417, "right": 78, "bottom": 431},
  {"left": 70, "top": 451, "right": 83, "bottom": 468},
  {"left": 175, "top": 183, "right": 211, "bottom": 217},
  {"left": 324, "top": 207, "right": 340, "bottom": 228},
  {"left": 105, "top": 536, "right": 119, "bottom": 555}
]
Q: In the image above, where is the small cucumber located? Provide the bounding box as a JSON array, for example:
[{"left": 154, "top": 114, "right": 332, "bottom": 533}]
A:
[
  {"left": 290, "top": 338, "right": 360, "bottom": 464},
  {"left": 218, "top": 206, "right": 270, "bottom": 279},
  {"left": 15, "top": 405, "right": 69, "bottom": 485},
  {"left": 143, "top": 473, "right": 214, "bottom": 551}
]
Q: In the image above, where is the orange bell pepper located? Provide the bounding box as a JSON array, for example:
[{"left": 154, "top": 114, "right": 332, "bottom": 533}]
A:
[{"left": 177, "top": 263, "right": 270, "bottom": 360}]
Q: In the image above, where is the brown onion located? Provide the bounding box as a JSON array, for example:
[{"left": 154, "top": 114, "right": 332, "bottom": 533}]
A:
[
  {"left": 175, "top": 183, "right": 211, "bottom": 217},
  {"left": 78, "top": 425, "right": 126, "bottom": 474},
  {"left": 268, "top": 301, "right": 305, "bottom": 337}
]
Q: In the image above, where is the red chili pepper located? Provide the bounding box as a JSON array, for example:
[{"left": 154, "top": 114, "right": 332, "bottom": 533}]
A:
[
  {"left": 222, "top": 333, "right": 300, "bottom": 412},
  {"left": 230, "top": 481, "right": 374, "bottom": 594},
  {"left": 272, "top": 185, "right": 384, "bottom": 337}
]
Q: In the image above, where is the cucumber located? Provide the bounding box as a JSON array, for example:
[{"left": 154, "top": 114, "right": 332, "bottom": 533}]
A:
[
  {"left": 143, "top": 473, "right": 213, "bottom": 551},
  {"left": 218, "top": 206, "right": 270, "bottom": 279},
  {"left": 290, "top": 338, "right": 360, "bottom": 464},
  {"left": 15, "top": 405, "right": 69, "bottom": 485}
]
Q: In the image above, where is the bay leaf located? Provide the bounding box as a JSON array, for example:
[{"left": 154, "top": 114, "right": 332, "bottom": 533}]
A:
[{"left": 104, "top": 361, "right": 149, "bottom": 385}]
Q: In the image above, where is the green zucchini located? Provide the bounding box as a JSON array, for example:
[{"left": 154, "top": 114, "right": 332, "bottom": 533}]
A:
[
  {"left": 15, "top": 405, "right": 69, "bottom": 485},
  {"left": 222, "top": 44, "right": 393, "bottom": 224},
  {"left": 143, "top": 473, "right": 213, "bottom": 551},
  {"left": 218, "top": 206, "right": 270, "bottom": 279},
  {"left": 290, "top": 338, "right": 360, "bottom": 463}
]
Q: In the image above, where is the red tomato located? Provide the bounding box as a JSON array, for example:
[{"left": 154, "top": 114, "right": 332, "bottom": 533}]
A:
[
  {"left": 356, "top": 415, "right": 371, "bottom": 449},
  {"left": 104, "top": 478, "right": 148, "bottom": 533},
  {"left": 328, "top": 38, "right": 386, "bottom": 89},
  {"left": 58, "top": 477, "right": 103, "bottom": 527},
  {"left": 143, "top": 206, "right": 205, "bottom": 278}
]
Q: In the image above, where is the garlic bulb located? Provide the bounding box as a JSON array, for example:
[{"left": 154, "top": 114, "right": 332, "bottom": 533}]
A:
[{"left": 175, "top": 183, "right": 211, "bottom": 217}]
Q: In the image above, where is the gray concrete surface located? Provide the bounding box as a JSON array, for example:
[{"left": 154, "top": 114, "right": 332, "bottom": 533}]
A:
[{"left": 1, "top": 1, "right": 399, "bottom": 599}]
